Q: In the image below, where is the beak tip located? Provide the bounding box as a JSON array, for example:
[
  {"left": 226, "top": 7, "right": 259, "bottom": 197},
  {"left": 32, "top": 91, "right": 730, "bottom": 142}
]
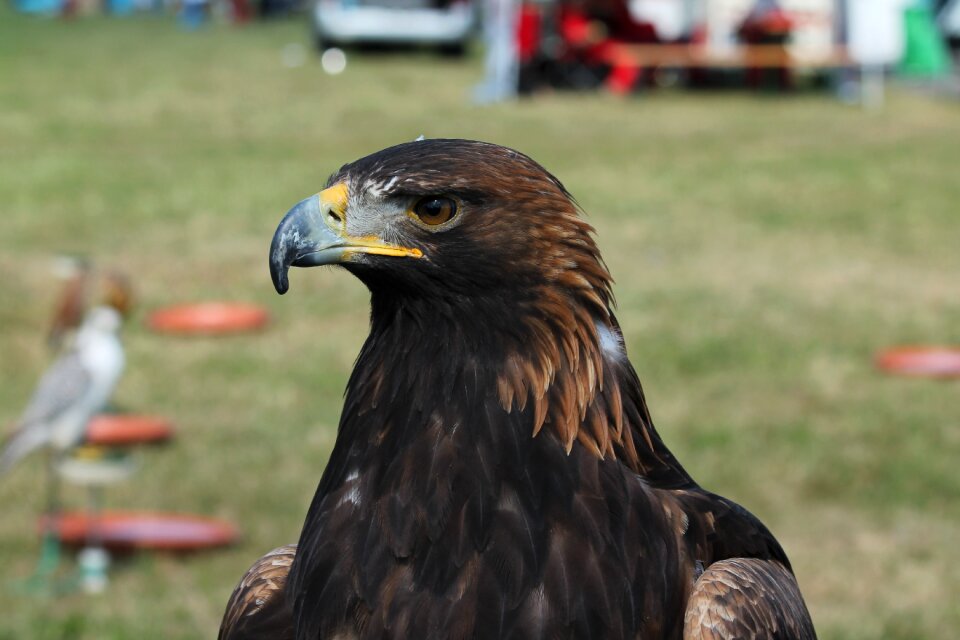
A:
[
  {"left": 269, "top": 247, "right": 290, "bottom": 294},
  {"left": 270, "top": 265, "right": 290, "bottom": 295}
]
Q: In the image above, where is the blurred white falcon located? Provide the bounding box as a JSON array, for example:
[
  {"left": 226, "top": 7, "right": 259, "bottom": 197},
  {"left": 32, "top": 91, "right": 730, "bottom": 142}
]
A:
[{"left": 1, "top": 273, "right": 132, "bottom": 475}]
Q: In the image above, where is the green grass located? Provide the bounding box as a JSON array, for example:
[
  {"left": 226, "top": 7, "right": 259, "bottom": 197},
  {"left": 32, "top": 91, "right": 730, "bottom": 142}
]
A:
[{"left": 1, "top": 7, "right": 959, "bottom": 638}]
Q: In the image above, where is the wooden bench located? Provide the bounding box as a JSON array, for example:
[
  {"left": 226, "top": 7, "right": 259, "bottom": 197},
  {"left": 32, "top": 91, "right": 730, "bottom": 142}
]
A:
[{"left": 602, "top": 43, "right": 851, "bottom": 69}]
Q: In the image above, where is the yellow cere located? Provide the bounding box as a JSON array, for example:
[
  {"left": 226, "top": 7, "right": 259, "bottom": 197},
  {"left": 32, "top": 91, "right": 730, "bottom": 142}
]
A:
[{"left": 318, "top": 183, "right": 349, "bottom": 218}]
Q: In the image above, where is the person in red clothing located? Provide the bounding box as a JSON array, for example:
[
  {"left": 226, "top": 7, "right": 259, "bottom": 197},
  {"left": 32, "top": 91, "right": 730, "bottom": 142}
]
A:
[
  {"left": 737, "top": 0, "right": 794, "bottom": 90},
  {"left": 557, "top": 0, "right": 659, "bottom": 94}
]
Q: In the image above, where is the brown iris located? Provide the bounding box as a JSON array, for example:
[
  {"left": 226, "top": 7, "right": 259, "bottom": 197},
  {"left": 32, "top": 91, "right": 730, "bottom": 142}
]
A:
[{"left": 412, "top": 197, "right": 457, "bottom": 226}]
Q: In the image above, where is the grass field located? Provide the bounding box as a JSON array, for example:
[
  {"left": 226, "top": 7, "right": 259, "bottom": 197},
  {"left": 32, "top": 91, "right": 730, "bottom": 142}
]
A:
[{"left": 1, "top": 7, "right": 959, "bottom": 639}]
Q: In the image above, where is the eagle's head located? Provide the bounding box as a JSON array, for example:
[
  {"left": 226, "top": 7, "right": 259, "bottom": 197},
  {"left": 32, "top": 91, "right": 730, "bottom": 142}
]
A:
[
  {"left": 269, "top": 139, "right": 677, "bottom": 470},
  {"left": 270, "top": 139, "right": 612, "bottom": 314}
]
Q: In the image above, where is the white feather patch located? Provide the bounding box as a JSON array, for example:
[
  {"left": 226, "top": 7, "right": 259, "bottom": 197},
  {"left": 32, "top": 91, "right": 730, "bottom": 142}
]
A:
[{"left": 595, "top": 320, "right": 624, "bottom": 361}]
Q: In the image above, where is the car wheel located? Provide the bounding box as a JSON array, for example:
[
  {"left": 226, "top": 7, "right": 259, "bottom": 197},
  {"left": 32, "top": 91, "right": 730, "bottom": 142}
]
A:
[{"left": 437, "top": 42, "right": 467, "bottom": 58}]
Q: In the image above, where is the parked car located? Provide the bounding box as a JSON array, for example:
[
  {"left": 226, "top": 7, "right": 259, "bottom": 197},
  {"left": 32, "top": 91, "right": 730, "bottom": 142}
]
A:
[{"left": 311, "top": 0, "right": 477, "bottom": 55}]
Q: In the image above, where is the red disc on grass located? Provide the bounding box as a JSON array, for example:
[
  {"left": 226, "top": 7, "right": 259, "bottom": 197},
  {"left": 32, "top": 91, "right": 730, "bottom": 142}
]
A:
[
  {"left": 147, "top": 302, "right": 269, "bottom": 335},
  {"left": 86, "top": 414, "right": 174, "bottom": 447},
  {"left": 876, "top": 347, "right": 960, "bottom": 379},
  {"left": 43, "top": 511, "right": 239, "bottom": 552}
]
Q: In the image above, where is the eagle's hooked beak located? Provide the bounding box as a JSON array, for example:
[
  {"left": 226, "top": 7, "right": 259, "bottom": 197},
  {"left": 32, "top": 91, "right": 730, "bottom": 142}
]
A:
[{"left": 270, "top": 184, "right": 422, "bottom": 294}]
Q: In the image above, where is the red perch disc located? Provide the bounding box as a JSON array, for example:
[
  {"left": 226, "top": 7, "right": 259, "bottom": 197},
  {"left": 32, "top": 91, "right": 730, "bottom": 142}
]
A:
[
  {"left": 147, "top": 302, "right": 270, "bottom": 336},
  {"left": 85, "top": 414, "right": 175, "bottom": 447},
  {"left": 876, "top": 347, "right": 960, "bottom": 379},
  {"left": 43, "top": 511, "right": 239, "bottom": 552}
]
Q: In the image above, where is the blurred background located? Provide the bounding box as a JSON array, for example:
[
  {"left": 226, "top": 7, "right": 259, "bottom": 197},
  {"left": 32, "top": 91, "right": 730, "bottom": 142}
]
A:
[{"left": 0, "top": 0, "right": 958, "bottom": 637}]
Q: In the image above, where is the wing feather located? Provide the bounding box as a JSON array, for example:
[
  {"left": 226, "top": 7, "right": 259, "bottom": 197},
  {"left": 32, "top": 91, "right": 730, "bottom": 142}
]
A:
[
  {"left": 683, "top": 558, "right": 816, "bottom": 640},
  {"left": 18, "top": 352, "right": 92, "bottom": 427},
  {"left": 219, "top": 544, "right": 297, "bottom": 640},
  {"left": 1, "top": 353, "right": 92, "bottom": 474}
]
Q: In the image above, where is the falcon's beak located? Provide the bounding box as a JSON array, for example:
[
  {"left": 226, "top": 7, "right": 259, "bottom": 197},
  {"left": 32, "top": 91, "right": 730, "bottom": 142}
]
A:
[{"left": 270, "top": 184, "right": 422, "bottom": 294}]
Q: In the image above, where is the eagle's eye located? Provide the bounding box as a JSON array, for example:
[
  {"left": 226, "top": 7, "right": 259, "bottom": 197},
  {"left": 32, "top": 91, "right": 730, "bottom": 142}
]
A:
[{"left": 411, "top": 196, "right": 458, "bottom": 226}]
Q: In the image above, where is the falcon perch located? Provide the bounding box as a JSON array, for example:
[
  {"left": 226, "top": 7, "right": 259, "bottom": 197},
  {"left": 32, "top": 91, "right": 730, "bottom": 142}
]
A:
[{"left": 221, "top": 139, "right": 816, "bottom": 639}]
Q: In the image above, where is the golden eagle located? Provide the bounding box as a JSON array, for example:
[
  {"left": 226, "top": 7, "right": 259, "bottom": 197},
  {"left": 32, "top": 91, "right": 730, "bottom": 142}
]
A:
[{"left": 220, "top": 139, "right": 816, "bottom": 640}]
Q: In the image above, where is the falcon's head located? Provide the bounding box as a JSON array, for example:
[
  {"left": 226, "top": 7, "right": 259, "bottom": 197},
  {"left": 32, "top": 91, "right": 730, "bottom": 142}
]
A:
[
  {"left": 49, "top": 262, "right": 133, "bottom": 347},
  {"left": 270, "top": 139, "right": 612, "bottom": 313}
]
